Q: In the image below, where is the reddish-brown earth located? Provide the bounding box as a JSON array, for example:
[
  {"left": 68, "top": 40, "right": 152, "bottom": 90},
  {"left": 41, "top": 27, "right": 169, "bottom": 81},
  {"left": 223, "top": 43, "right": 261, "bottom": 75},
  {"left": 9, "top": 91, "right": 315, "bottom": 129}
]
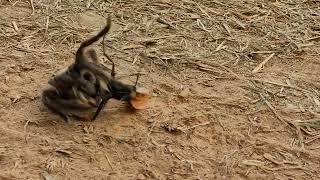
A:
[{"left": 0, "top": 1, "right": 320, "bottom": 179}]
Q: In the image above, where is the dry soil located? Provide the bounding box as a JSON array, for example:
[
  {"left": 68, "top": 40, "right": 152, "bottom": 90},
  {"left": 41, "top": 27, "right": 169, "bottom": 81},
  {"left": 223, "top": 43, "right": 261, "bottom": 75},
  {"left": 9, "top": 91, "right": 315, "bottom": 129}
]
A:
[{"left": 0, "top": 1, "right": 320, "bottom": 180}]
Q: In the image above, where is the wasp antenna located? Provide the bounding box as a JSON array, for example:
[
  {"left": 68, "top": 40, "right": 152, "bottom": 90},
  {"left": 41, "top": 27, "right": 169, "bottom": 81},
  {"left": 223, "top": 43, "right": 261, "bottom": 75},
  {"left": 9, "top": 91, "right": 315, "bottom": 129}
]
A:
[
  {"left": 134, "top": 73, "right": 140, "bottom": 87},
  {"left": 102, "top": 19, "right": 116, "bottom": 78}
]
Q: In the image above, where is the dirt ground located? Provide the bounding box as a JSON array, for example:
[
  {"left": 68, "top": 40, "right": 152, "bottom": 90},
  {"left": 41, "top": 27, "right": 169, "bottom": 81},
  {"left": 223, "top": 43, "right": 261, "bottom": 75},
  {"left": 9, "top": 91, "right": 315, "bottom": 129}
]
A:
[{"left": 0, "top": 0, "right": 320, "bottom": 179}]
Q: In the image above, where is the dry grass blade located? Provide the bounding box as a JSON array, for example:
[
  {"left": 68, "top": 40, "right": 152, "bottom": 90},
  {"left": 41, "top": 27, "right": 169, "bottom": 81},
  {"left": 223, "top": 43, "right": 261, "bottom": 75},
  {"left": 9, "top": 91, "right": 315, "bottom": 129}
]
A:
[
  {"left": 196, "top": 2, "right": 212, "bottom": 19},
  {"left": 140, "top": 35, "right": 184, "bottom": 43},
  {"left": 253, "top": 79, "right": 313, "bottom": 94},
  {"left": 29, "top": 0, "right": 35, "bottom": 15},
  {"left": 45, "top": 16, "right": 50, "bottom": 34},
  {"left": 215, "top": 41, "right": 226, "bottom": 52},
  {"left": 259, "top": 93, "right": 293, "bottom": 129},
  {"left": 306, "top": 36, "right": 320, "bottom": 41},
  {"left": 252, "top": 53, "right": 275, "bottom": 74},
  {"left": 242, "top": 159, "right": 265, "bottom": 167},
  {"left": 179, "top": 121, "right": 211, "bottom": 132},
  {"left": 11, "top": 21, "right": 19, "bottom": 32},
  {"left": 242, "top": 158, "right": 311, "bottom": 172},
  {"left": 105, "top": 153, "right": 114, "bottom": 171},
  {"left": 223, "top": 23, "right": 231, "bottom": 34},
  {"left": 294, "top": 118, "right": 320, "bottom": 129},
  {"left": 197, "top": 19, "right": 210, "bottom": 32},
  {"left": 155, "top": 16, "right": 176, "bottom": 29}
]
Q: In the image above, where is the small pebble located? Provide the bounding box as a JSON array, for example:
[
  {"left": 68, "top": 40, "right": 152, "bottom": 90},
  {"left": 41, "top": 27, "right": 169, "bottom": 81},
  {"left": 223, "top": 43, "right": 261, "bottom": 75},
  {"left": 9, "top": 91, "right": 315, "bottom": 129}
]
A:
[
  {"left": 0, "top": 82, "right": 10, "bottom": 93},
  {"left": 136, "top": 174, "right": 146, "bottom": 180}
]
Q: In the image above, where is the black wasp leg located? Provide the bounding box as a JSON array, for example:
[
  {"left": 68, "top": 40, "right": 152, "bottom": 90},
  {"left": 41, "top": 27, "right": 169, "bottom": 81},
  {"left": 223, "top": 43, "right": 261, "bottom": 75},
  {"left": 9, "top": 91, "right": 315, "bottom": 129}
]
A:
[
  {"left": 42, "top": 89, "right": 72, "bottom": 123},
  {"left": 92, "top": 93, "right": 112, "bottom": 121},
  {"left": 42, "top": 88, "right": 95, "bottom": 123}
]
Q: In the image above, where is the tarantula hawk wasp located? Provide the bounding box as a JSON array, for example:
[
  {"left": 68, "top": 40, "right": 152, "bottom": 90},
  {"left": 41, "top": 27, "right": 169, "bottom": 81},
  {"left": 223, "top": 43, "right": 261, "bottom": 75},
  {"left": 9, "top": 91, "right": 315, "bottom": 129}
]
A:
[
  {"left": 91, "top": 34, "right": 146, "bottom": 121},
  {"left": 42, "top": 15, "right": 149, "bottom": 122}
]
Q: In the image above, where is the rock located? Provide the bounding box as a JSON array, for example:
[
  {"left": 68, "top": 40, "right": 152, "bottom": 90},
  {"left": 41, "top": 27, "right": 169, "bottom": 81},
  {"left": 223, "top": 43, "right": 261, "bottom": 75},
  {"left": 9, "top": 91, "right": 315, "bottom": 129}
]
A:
[
  {"left": 136, "top": 173, "right": 146, "bottom": 180},
  {"left": 179, "top": 88, "right": 190, "bottom": 98},
  {"left": 0, "top": 82, "right": 10, "bottom": 93},
  {"left": 10, "top": 75, "right": 24, "bottom": 84},
  {"left": 0, "top": 96, "right": 11, "bottom": 106},
  {"left": 7, "top": 90, "right": 22, "bottom": 103}
]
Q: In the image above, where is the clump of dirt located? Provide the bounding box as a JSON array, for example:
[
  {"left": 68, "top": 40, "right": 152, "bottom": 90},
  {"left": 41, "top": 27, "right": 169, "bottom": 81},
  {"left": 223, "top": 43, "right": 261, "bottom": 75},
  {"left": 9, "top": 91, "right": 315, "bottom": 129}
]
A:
[{"left": 0, "top": 0, "right": 319, "bottom": 179}]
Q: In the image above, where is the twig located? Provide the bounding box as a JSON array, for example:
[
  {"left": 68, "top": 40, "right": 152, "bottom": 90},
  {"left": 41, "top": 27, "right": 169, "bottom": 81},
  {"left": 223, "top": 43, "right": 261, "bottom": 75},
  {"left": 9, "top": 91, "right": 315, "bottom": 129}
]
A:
[
  {"left": 259, "top": 93, "right": 293, "bottom": 129},
  {"left": 243, "top": 159, "right": 312, "bottom": 172},
  {"left": 195, "top": 2, "right": 212, "bottom": 20},
  {"left": 251, "top": 51, "right": 276, "bottom": 54},
  {"left": 253, "top": 79, "right": 313, "bottom": 94},
  {"left": 215, "top": 40, "right": 226, "bottom": 52},
  {"left": 305, "top": 134, "right": 320, "bottom": 144},
  {"left": 105, "top": 153, "right": 114, "bottom": 171},
  {"left": 259, "top": 92, "right": 303, "bottom": 148},
  {"left": 179, "top": 122, "right": 211, "bottom": 131},
  {"left": 197, "top": 19, "right": 211, "bottom": 32},
  {"left": 132, "top": 54, "right": 139, "bottom": 65},
  {"left": 190, "top": 59, "right": 242, "bottom": 80},
  {"left": 42, "top": 171, "right": 54, "bottom": 180},
  {"left": 295, "top": 126, "right": 305, "bottom": 149},
  {"left": 232, "top": 17, "right": 246, "bottom": 29},
  {"left": 45, "top": 16, "right": 50, "bottom": 34},
  {"left": 306, "top": 36, "right": 320, "bottom": 41},
  {"left": 191, "top": 61, "right": 224, "bottom": 75},
  {"left": 147, "top": 121, "right": 158, "bottom": 139},
  {"left": 140, "top": 35, "right": 184, "bottom": 43},
  {"left": 211, "top": 61, "right": 241, "bottom": 80},
  {"left": 11, "top": 21, "right": 19, "bottom": 32},
  {"left": 252, "top": 53, "right": 275, "bottom": 74},
  {"left": 307, "top": 146, "right": 320, "bottom": 150},
  {"left": 29, "top": 0, "right": 35, "bottom": 15},
  {"left": 155, "top": 16, "right": 176, "bottom": 29},
  {"left": 24, "top": 119, "right": 31, "bottom": 143},
  {"left": 223, "top": 23, "right": 231, "bottom": 34}
]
